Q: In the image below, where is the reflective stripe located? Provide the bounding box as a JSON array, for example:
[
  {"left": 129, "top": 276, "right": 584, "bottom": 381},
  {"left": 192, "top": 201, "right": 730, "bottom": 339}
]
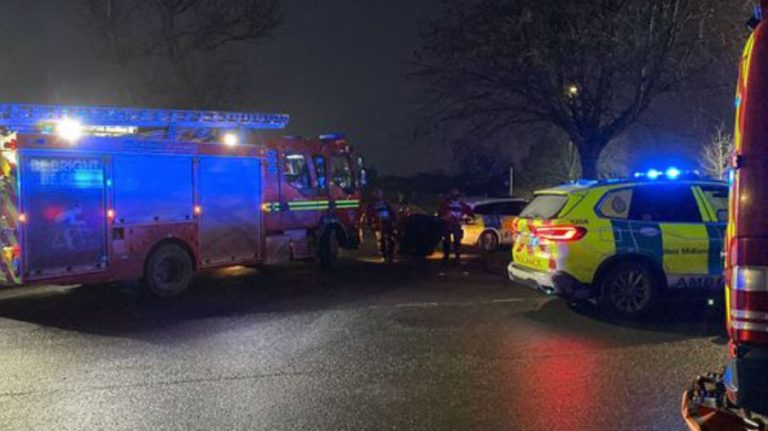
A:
[
  {"left": 289, "top": 200, "right": 329, "bottom": 209},
  {"left": 731, "top": 266, "right": 768, "bottom": 291},
  {"left": 289, "top": 205, "right": 328, "bottom": 211},
  {"left": 692, "top": 187, "right": 715, "bottom": 221},
  {"left": 731, "top": 308, "right": 768, "bottom": 321},
  {"left": 335, "top": 199, "right": 360, "bottom": 208},
  {"left": 731, "top": 320, "right": 768, "bottom": 332},
  {"left": 262, "top": 199, "right": 360, "bottom": 212}
]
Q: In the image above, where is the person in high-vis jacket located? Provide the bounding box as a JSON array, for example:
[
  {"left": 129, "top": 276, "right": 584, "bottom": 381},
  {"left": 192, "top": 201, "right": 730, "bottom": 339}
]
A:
[{"left": 438, "top": 189, "right": 474, "bottom": 263}]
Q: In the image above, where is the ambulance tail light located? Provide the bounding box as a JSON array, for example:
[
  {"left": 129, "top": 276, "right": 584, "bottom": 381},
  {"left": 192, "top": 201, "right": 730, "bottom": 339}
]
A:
[{"left": 532, "top": 225, "right": 587, "bottom": 242}]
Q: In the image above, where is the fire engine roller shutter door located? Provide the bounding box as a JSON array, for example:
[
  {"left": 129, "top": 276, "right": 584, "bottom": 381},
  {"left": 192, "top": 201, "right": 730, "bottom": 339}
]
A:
[
  {"left": 198, "top": 156, "right": 262, "bottom": 266},
  {"left": 21, "top": 154, "right": 107, "bottom": 277},
  {"left": 113, "top": 154, "right": 194, "bottom": 224}
]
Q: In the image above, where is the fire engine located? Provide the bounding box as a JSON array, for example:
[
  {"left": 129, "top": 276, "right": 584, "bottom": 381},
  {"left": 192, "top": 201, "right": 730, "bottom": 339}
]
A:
[
  {"left": 683, "top": 2, "right": 768, "bottom": 429},
  {"left": 0, "top": 103, "right": 364, "bottom": 297}
]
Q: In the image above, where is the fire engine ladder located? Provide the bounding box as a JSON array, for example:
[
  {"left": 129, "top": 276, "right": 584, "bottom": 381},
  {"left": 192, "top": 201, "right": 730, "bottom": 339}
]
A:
[{"left": 0, "top": 103, "right": 290, "bottom": 137}]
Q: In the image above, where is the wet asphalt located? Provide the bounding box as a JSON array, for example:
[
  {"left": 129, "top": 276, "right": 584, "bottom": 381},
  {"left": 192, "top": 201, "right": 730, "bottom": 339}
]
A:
[{"left": 0, "top": 243, "right": 728, "bottom": 430}]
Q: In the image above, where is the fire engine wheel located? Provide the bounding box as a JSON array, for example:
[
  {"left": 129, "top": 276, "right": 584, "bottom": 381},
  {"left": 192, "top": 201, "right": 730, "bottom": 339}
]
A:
[
  {"left": 143, "top": 244, "right": 194, "bottom": 297},
  {"left": 479, "top": 231, "right": 499, "bottom": 252},
  {"left": 598, "top": 261, "right": 658, "bottom": 318},
  {"left": 319, "top": 229, "right": 340, "bottom": 271}
]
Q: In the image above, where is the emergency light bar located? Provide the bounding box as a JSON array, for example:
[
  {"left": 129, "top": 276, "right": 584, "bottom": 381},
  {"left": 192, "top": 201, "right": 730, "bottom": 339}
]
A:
[
  {"left": 633, "top": 167, "right": 696, "bottom": 180},
  {"left": 0, "top": 103, "right": 289, "bottom": 131}
]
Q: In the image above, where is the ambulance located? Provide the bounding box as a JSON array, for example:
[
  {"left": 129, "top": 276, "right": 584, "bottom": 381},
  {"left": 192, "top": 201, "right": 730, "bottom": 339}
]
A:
[{"left": 508, "top": 171, "right": 727, "bottom": 317}]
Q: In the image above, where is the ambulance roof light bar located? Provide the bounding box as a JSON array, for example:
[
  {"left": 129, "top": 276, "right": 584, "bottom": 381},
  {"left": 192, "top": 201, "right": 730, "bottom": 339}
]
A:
[
  {"left": 633, "top": 167, "right": 701, "bottom": 181},
  {"left": 0, "top": 103, "right": 290, "bottom": 131}
]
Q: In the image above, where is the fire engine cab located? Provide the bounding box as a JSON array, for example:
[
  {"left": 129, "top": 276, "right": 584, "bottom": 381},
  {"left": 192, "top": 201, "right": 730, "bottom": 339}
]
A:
[{"left": 0, "top": 103, "right": 363, "bottom": 297}]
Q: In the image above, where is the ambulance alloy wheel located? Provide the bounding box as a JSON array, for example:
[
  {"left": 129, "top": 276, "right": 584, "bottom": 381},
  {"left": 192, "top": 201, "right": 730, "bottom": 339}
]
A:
[
  {"left": 598, "top": 261, "right": 659, "bottom": 318},
  {"left": 319, "top": 228, "right": 340, "bottom": 271},
  {"left": 143, "top": 244, "right": 194, "bottom": 297},
  {"left": 479, "top": 231, "right": 500, "bottom": 251}
]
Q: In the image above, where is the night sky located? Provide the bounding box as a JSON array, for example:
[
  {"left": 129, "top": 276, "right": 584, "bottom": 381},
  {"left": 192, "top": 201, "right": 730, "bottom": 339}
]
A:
[
  {"left": 0, "top": 0, "right": 729, "bottom": 176},
  {"left": 253, "top": 0, "right": 445, "bottom": 175},
  {"left": 0, "top": 0, "right": 445, "bottom": 175}
]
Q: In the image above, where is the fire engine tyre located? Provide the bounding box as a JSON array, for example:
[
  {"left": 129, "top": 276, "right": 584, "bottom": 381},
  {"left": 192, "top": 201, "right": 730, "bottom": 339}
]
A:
[
  {"left": 479, "top": 231, "right": 500, "bottom": 252},
  {"left": 597, "top": 261, "right": 659, "bottom": 318},
  {"left": 143, "top": 244, "right": 194, "bottom": 297},
  {"left": 319, "top": 229, "right": 340, "bottom": 271}
]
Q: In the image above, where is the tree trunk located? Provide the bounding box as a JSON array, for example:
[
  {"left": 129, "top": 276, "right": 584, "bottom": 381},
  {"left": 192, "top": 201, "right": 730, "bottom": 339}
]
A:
[
  {"left": 577, "top": 140, "right": 605, "bottom": 180},
  {"left": 580, "top": 157, "right": 598, "bottom": 180}
]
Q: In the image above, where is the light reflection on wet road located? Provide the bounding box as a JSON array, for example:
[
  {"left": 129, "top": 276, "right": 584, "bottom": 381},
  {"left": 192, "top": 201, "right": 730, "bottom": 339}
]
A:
[{"left": 0, "top": 250, "right": 727, "bottom": 430}]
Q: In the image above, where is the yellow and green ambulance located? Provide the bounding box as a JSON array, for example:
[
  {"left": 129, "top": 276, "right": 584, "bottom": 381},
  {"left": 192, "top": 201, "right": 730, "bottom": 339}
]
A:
[{"left": 508, "top": 172, "right": 728, "bottom": 317}]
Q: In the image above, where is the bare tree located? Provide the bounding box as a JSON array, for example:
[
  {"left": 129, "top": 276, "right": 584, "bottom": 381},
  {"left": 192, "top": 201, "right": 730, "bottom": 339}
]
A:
[
  {"left": 516, "top": 129, "right": 580, "bottom": 194},
  {"left": 80, "top": 0, "right": 281, "bottom": 108},
  {"left": 416, "top": 0, "right": 748, "bottom": 179},
  {"left": 598, "top": 139, "right": 632, "bottom": 179},
  {"left": 700, "top": 125, "right": 733, "bottom": 179}
]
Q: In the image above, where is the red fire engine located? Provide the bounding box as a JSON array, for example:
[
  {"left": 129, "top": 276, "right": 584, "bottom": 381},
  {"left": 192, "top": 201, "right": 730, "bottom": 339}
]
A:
[
  {"left": 0, "top": 104, "right": 364, "bottom": 297},
  {"left": 683, "top": 2, "right": 768, "bottom": 429}
]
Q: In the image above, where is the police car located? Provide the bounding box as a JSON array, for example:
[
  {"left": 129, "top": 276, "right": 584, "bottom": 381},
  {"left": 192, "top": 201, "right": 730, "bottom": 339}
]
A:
[
  {"left": 508, "top": 169, "right": 728, "bottom": 317},
  {"left": 462, "top": 197, "right": 528, "bottom": 251}
]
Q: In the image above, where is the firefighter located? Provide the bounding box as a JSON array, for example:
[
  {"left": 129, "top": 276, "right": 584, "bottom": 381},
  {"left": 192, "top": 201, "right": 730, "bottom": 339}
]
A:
[
  {"left": 396, "top": 192, "right": 413, "bottom": 235},
  {"left": 365, "top": 188, "right": 397, "bottom": 263},
  {"left": 438, "top": 189, "right": 474, "bottom": 264}
]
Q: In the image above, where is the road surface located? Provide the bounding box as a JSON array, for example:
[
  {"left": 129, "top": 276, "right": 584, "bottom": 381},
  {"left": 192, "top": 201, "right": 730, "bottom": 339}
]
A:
[{"left": 0, "top": 247, "right": 727, "bottom": 430}]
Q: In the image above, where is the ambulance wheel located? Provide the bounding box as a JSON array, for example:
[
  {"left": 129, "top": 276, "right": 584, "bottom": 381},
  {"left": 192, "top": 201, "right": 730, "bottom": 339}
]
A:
[
  {"left": 143, "top": 244, "right": 194, "bottom": 297},
  {"left": 598, "top": 261, "right": 658, "bottom": 318},
  {"left": 319, "top": 229, "right": 340, "bottom": 271},
  {"left": 479, "top": 231, "right": 499, "bottom": 252}
]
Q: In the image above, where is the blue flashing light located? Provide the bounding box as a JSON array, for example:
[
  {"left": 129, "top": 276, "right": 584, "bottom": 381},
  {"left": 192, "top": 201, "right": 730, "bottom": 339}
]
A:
[
  {"left": 665, "top": 167, "right": 681, "bottom": 180},
  {"left": 646, "top": 169, "right": 661, "bottom": 180},
  {"left": 632, "top": 167, "right": 703, "bottom": 182}
]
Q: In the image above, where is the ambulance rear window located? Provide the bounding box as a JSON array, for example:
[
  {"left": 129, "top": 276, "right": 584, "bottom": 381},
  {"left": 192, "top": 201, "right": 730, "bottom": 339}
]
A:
[{"left": 519, "top": 194, "right": 568, "bottom": 220}]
